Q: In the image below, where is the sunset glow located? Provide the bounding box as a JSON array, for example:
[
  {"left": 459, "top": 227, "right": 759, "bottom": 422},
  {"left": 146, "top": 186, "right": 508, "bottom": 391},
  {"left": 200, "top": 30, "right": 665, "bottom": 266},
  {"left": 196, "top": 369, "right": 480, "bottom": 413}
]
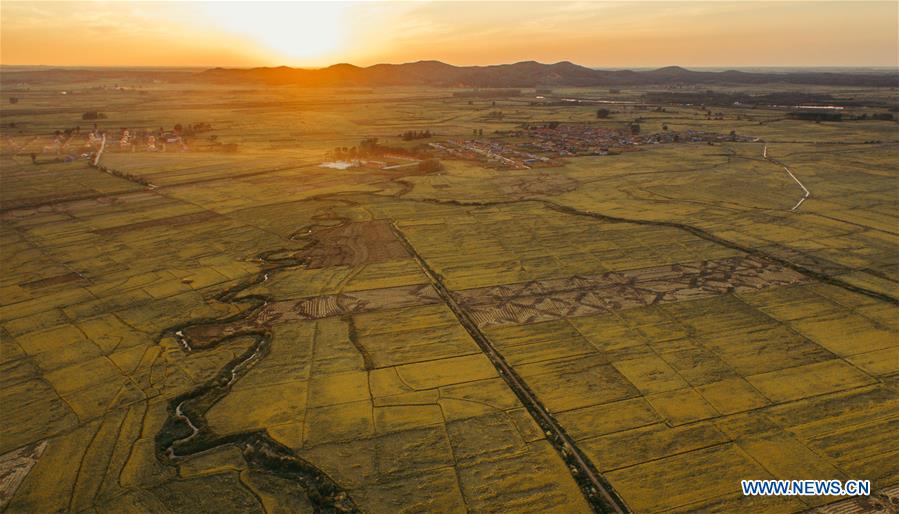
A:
[
  {"left": 1, "top": 1, "right": 897, "bottom": 68},
  {"left": 199, "top": 2, "right": 349, "bottom": 61}
]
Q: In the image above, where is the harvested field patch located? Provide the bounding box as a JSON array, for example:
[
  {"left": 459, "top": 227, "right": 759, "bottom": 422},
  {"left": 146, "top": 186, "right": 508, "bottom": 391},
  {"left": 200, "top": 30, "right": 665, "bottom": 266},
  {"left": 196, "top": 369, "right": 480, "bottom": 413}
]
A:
[
  {"left": 0, "top": 441, "right": 47, "bottom": 510},
  {"left": 19, "top": 272, "right": 86, "bottom": 290},
  {"left": 302, "top": 219, "right": 410, "bottom": 268},
  {"left": 92, "top": 210, "right": 219, "bottom": 236},
  {"left": 499, "top": 173, "right": 579, "bottom": 196},
  {"left": 457, "top": 255, "right": 807, "bottom": 328}
]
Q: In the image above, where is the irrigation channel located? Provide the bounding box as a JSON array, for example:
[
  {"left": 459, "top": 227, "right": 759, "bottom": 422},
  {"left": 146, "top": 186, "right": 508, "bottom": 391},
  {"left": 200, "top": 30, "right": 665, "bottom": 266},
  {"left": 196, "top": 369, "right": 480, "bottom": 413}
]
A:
[{"left": 155, "top": 218, "right": 360, "bottom": 513}]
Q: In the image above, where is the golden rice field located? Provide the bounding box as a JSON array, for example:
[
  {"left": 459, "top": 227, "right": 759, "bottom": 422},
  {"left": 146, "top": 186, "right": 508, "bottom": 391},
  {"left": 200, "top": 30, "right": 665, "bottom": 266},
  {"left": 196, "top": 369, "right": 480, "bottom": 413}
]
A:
[{"left": 1, "top": 81, "right": 897, "bottom": 513}]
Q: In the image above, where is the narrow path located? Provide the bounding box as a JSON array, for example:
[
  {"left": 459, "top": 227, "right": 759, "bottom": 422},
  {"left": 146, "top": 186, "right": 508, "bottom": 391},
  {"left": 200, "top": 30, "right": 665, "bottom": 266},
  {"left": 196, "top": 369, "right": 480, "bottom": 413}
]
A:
[
  {"left": 390, "top": 223, "right": 629, "bottom": 514},
  {"left": 764, "top": 145, "right": 810, "bottom": 211},
  {"left": 88, "top": 134, "right": 154, "bottom": 188},
  {"left": 92, "top": 134, "right": 106, "bottom": 166}
]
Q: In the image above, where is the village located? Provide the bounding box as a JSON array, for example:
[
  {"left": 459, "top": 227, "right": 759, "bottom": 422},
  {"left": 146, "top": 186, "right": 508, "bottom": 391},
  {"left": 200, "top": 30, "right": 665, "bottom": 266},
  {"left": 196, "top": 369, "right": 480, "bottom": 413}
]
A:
[
  {"left": 427, "top": 122, "right": 761, "bottom": 169},
  {"left": 1, "top": 119, "right": 219, "bottom": 164}
]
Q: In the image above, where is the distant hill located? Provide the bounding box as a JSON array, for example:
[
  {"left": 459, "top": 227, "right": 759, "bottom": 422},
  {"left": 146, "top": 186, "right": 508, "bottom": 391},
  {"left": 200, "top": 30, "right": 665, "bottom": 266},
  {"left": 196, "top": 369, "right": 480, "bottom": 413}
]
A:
[
  {"left": 200, "top": 61, "right": 899, "bottom": 87},
  {"left": 2, "top": 61, "right": 897, "bottom": 87}
]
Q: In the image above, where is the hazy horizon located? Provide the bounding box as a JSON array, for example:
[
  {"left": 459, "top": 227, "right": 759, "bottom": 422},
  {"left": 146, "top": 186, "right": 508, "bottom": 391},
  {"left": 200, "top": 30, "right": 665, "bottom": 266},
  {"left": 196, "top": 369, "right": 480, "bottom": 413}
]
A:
[
  {"left": 2, "top": 1, "right": 897, "bottom": 68},
  {"left": 1, "top": 62, "right": 897, "bottom": 76}
]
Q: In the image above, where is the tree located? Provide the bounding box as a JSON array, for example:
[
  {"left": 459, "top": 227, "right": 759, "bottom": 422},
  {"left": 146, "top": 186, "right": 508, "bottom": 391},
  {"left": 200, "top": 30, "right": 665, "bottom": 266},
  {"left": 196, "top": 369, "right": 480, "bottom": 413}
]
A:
[
  {"left": 629, "top": 123, "right": 641, "bottom": 135},
  {"left": 662, "top": 124, "right": 668, "bottom": 131},
  {"left": 596, "top": 108, "right": 610, "bottom": 119},
  {"left": 360, "top": 138, "right": 379, "bottom": 153}
]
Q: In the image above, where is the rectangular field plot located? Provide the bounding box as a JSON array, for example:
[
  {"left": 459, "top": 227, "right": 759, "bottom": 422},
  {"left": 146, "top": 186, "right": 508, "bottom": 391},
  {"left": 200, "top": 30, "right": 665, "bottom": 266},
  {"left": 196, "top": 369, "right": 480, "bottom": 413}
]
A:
[
  {"left": 401, "top": 201, "right": 897, "bottom": 513},
  {"left": 2, "top": 81, "right": 897, "bottom": 514}
]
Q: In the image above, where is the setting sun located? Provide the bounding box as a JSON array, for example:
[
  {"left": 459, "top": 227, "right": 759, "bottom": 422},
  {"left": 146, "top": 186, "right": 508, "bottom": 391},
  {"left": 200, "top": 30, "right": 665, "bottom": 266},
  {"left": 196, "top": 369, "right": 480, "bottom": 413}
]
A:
[{"left": 198, "top": 2, "right": 348, "bottom": 61}]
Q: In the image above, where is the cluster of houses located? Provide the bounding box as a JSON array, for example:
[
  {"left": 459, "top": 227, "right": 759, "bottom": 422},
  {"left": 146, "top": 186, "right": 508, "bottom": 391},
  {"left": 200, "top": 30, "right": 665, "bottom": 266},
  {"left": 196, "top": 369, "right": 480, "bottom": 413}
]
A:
[
  {"left": 33, "top": 130, "right": 99, "bottom": 159},
  {"left": 428, "top": 123, "right": 760, "bottom": 169},
  {"left": 117, "top": 128, "right": 186, "bottom": 152},
  {"left": 428, "top": 140, "right": 558, "bottom": 169},
  {"left": 525, "top": 124, "right": 637, "bottom": 155},
  {"left": 22, "top": 125, "right": 191, "bottom": 162}
]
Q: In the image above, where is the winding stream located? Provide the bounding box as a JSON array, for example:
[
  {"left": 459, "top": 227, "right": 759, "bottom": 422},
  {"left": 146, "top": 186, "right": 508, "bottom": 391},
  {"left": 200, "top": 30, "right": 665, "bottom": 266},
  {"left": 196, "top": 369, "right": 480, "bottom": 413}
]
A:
[{"left": 154, "top": 218, "right": 360, "bottom": 513}]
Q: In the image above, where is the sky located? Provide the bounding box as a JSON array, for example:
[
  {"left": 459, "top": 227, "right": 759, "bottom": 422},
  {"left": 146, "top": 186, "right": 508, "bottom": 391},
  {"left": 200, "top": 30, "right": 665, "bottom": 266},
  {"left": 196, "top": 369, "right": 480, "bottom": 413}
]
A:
[{"left": 1, "top": 1, "right": 897, "bottom": 68}]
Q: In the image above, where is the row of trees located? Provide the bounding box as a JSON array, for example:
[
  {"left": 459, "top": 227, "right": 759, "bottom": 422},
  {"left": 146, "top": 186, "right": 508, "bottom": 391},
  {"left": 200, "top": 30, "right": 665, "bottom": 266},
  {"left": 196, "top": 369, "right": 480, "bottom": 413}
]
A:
[
  {"left": 400, "top": 130, "right": 432, "bottom": 140},
  {"left": 329, "top": 138, "right": 430, "bottom": 160},
  {"left": 173, "top": 122, "right": 213, "bottom": 137}
]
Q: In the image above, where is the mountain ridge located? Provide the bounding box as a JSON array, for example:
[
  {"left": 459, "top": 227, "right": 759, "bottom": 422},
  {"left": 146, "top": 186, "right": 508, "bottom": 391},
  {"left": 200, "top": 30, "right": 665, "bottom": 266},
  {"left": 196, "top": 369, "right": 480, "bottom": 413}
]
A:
[
  {"left": 2, "top": 61, "right": 896, "bottom": 87},
  {"left": 200, "top": 60, "right": 899, "bottom": 87}
]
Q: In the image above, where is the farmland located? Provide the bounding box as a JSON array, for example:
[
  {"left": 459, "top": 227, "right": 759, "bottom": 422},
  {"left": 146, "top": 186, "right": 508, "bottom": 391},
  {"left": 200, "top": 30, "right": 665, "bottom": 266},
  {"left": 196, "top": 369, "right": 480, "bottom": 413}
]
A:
[{"left": 1, "top": 78, "right": 898, "bottom": 513}]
